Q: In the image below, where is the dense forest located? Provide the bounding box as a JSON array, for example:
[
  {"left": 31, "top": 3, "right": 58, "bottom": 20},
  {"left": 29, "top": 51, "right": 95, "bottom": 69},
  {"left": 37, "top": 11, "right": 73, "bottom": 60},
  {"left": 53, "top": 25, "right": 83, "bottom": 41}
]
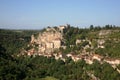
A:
[{"left": 0, "top": 25, "right": 120, "bottom": 80}]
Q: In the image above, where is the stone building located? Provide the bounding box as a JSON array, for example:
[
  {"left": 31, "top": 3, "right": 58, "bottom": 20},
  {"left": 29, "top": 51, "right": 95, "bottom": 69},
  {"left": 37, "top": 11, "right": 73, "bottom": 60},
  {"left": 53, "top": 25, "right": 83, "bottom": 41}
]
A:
[
  {"left": 53, "top": 39, "right": 61, "bottom": 49},
  {"left": 30, "top": 26, "right": 64, "bottom": 54},
  {"left": 46, "top": 42, "right": 54, "bottom": 49}
]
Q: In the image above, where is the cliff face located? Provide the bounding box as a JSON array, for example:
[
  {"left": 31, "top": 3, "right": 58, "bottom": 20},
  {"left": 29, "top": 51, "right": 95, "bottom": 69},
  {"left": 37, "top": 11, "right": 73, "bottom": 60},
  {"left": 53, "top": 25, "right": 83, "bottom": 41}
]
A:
[{"left": 30, "top": 25, "right": 67, "bottom": 54}]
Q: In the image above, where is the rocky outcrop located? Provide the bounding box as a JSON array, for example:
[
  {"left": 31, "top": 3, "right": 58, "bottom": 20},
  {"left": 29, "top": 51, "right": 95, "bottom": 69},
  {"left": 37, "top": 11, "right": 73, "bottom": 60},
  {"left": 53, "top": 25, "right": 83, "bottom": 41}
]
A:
[{"left": 29, "top": 25, "right": 68, "bottom": 54}]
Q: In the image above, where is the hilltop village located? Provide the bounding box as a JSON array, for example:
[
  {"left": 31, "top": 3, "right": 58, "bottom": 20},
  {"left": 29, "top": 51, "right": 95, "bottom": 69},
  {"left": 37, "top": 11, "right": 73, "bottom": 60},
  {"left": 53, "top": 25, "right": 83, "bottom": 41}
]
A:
[
  {"left": 18, "top": 25, "right": 120, "bottom": 73},
  {"left": 1, "top": 25, "right": 120, "bottom": 80},
  {"left": 30, "top": 25, "right": 65, "bottom": 54}
]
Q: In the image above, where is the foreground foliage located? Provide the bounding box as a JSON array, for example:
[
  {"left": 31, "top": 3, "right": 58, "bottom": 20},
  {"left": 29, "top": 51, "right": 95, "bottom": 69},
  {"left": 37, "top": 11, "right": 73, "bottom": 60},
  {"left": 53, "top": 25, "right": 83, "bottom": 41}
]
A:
[{"left": 0, "top": 45, "right": 120, "bottom": 80}]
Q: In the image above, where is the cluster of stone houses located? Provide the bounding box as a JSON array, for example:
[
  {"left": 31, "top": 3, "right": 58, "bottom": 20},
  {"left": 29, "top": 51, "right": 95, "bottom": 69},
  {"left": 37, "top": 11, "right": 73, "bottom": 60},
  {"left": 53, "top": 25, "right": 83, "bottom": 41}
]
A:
[
  {"left": 24, "top": 26, "right": 66, "bottom": 58},
  {"left": 30, "top": 25, "right": 69, "bottom": 54},
  {"left": 26, "top": 47, "right": 120, "bottom": 66},
  {"left": 27, "top": 51, "right": 119, "bottom": 66},
  {"left": 66, "top": 53, "right": 120, "bottom": 66}
]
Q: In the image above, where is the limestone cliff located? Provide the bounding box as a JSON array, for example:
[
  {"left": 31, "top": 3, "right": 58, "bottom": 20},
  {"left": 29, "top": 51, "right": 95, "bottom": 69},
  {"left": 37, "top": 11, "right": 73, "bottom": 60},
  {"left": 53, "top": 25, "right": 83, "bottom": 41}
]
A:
[{"left": 29, "top": 25, "right": 68, "bottom": 54}]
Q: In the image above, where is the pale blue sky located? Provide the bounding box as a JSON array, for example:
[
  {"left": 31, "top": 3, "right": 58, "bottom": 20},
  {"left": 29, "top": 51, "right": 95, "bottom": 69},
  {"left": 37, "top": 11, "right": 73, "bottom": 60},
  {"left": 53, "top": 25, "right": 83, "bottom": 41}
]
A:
[{"left": 0, "top": 0, "right": 120, "bottom": 29}]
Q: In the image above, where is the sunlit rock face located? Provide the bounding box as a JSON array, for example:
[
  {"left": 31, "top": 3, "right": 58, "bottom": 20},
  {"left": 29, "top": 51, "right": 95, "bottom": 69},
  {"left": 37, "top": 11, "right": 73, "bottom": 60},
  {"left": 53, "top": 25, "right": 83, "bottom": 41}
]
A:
[{"left": 30, "top": 25, "right": 68, "bottom": 54}]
